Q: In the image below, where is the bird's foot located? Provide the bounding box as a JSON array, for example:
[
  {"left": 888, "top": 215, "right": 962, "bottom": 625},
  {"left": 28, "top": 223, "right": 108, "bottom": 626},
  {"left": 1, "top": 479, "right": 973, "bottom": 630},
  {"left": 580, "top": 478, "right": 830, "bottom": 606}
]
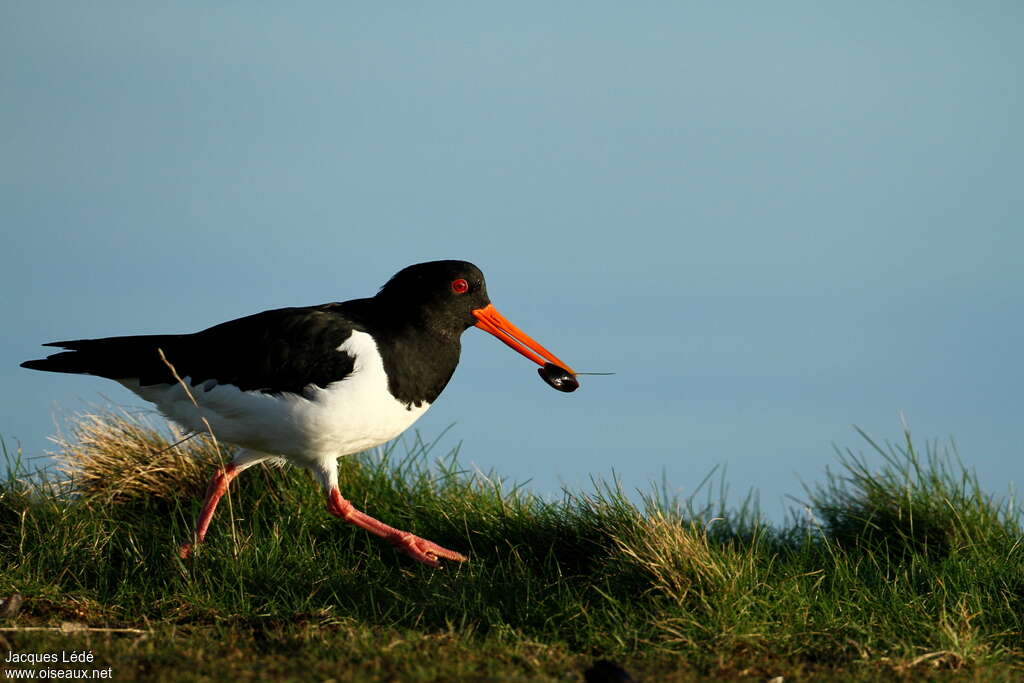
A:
[
  {"left": 326, "top": 487, "right": 467, "bottom": 567},
  {"left": 387, "top": 531, "right": 468, "bottom": 568},
  {"left": 178, "top": 542, "right": 195, "bottom": 559}
]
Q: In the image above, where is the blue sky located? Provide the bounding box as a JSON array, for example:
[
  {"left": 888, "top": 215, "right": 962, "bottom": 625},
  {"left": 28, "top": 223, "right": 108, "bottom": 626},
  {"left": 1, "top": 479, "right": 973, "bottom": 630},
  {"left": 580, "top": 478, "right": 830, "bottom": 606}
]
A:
[{"left": 3, "top": 3, "right": 1021, "bottom": 521}]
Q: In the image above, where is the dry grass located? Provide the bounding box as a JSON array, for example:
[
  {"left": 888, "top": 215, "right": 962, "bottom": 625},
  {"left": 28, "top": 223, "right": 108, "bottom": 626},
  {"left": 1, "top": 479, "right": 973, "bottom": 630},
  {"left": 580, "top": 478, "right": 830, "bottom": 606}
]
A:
[
  {"left": 613, "top": 513, "right": 735, "bottom": 604},
  {"left": 51, "top": 408, "right": 217, "bottom": 503}
]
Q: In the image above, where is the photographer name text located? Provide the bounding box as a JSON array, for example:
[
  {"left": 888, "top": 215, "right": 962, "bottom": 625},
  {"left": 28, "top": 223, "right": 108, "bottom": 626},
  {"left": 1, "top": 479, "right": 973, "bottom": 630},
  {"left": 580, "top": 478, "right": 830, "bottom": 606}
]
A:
[{"left": 5, "top": 650, "right": 95, "bottom": 665}]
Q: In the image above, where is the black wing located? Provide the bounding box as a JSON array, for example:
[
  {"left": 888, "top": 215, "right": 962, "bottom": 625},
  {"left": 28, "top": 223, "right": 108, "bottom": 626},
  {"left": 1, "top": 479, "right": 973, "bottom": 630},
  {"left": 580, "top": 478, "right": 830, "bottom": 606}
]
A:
[{"left": 21, "top": 303, "right": 363, "bottom": 396}]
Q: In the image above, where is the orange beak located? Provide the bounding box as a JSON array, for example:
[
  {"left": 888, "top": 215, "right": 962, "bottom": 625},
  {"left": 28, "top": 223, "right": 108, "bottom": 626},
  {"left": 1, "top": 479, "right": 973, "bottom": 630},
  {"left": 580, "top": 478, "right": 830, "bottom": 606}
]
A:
[{"left": 472, "top": 303, "right": 576, "bottom": 375}]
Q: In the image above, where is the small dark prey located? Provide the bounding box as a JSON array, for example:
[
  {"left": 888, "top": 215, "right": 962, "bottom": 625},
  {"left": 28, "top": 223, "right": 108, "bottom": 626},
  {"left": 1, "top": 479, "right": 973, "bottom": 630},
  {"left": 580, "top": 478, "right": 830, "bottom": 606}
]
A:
[
  {"left": 21, "top": 260, "right": 579, "bottom": 567},
  {"left": 538, "top": 362, "right": 579, "bottom": 392}
]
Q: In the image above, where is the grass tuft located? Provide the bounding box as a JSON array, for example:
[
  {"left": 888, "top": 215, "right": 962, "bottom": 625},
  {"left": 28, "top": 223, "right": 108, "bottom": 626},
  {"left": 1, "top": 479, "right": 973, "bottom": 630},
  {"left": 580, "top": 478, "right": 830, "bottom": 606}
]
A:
[
  {"left": 806, "top": 425, "right": 1020, "bottom": 560},
  {"left": 49, "top": 408, "right": 217, "bottom": 504}
]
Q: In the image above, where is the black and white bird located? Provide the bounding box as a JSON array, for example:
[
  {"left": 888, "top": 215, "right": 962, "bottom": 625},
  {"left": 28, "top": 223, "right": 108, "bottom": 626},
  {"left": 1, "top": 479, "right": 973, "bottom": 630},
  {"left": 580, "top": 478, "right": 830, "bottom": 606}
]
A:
[{"left": 21, "top": 260, "right": 578, "bottom": 566}]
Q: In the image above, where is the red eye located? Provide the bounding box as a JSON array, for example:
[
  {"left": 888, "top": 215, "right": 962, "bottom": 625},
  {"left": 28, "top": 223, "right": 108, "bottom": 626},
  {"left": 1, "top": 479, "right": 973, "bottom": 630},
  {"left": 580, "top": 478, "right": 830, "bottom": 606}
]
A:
[{"left": 451, "top": 278, "right": 469, "bottom": 294}]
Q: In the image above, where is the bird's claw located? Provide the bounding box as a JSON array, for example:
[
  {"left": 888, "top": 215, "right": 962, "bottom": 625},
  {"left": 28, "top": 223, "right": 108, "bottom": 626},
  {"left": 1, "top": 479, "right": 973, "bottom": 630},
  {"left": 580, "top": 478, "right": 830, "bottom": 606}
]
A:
[{"left": 389, "top": 532, "right": 467, "bottom": 567}]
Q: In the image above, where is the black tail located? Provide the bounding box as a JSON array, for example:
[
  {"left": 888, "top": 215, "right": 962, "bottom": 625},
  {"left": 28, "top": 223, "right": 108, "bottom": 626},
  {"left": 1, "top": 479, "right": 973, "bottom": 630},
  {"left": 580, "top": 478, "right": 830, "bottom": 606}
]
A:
[{"left": 21, "top": 335, "right": 181, "bottom": 382}]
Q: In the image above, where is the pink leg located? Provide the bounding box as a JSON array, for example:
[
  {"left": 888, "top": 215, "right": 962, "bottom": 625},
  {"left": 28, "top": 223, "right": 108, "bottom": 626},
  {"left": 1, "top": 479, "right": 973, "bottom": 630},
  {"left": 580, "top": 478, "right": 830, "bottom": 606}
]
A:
[
  {"left": 179, "top": 464, "right": 241, "bottom": 559},
  {"left": 326, "top": 488, "right": 467, "bottom": 568}
]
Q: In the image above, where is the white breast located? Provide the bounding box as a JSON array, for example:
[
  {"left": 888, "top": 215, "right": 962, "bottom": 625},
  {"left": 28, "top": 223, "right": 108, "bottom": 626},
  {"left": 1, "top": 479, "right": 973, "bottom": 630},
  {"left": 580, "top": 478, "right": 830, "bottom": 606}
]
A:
[{"left": 118, "top": 330, "right": 430, "bottom": 466}]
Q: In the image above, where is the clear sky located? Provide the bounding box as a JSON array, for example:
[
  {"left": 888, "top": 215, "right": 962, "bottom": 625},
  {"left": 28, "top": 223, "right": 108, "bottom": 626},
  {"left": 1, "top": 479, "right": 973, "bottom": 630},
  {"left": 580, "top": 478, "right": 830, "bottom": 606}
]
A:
[{"left": 3, "top": 2, "right": 1021, "bottom": 521}]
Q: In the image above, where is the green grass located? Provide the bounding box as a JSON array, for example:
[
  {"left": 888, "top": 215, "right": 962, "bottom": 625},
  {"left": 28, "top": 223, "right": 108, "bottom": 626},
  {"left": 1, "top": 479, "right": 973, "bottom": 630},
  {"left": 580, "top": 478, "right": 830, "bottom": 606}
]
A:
[{"left": 1, "top": 412, "right": 1022, "bottom": 681}]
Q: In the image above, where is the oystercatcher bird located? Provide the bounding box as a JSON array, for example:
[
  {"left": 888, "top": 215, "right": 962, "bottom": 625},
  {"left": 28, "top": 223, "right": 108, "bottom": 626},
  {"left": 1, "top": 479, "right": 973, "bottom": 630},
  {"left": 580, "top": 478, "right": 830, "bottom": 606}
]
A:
[{"left": 22, "top": 260, "right": 577, "bottom": 567}]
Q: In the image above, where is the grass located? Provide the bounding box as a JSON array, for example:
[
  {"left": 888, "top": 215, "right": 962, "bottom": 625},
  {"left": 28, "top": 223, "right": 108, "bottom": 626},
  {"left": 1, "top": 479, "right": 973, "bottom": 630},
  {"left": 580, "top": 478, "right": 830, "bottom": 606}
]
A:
[{"left": 1, "top": 410, "right": 1022, "bottom": 681}]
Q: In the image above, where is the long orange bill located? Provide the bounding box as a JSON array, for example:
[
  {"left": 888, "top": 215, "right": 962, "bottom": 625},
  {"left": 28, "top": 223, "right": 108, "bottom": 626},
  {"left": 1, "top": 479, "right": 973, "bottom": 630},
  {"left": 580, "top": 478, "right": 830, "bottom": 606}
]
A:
[{"left": 471, "top": 303, "right": 575, "bottom": 375}]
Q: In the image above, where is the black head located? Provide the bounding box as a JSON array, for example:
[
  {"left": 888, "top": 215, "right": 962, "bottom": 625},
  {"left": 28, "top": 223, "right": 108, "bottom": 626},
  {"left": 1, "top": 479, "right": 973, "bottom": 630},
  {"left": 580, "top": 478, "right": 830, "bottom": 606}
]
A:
[
  {"left": 377, "top": 259, "right": 580, "bottom": 392},
  {"left": 376, "top": 260, "right": 491, "bottom": 334}
]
